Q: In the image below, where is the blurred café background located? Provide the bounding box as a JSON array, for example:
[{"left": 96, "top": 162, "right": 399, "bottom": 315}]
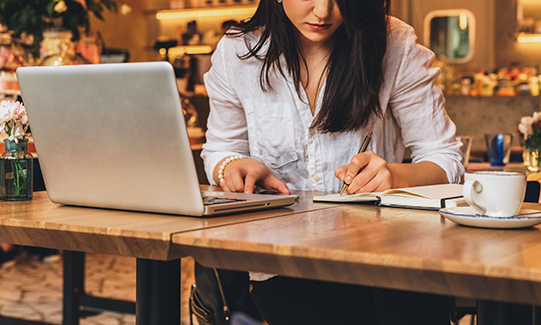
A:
[
  {"left": 1, "top": 0, "right": 541, "bottom": 166},
  {"left": 1, "top": 1, "right": 541, "bottom": 324}
]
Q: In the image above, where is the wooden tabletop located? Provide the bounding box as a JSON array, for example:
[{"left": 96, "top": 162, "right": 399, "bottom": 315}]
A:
[
  {"left": 467, "top": 162, "right": 527, "bottom": 171},
  {"left": 173, "top": 201, "right": 541, "bottom": 305},
  {"left": 467, "top": 162, "right": 541, "bottom": 181},
  {"left": 0, "top": 188, "right": 333, "bottom": 261}
]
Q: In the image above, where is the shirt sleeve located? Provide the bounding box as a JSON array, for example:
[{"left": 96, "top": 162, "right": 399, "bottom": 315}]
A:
[
  {"left": 388, "top": 24, "right": 464, "bottom": 184},
  {"left": 201, "top": 37, "right": 251, "bottom": 185}
]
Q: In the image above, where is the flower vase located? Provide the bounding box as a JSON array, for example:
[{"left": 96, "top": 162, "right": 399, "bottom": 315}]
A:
[
  {"left": 0, "top": 139, "right": 33, "bottom": 201},
  {"left": 523, "top": 148, "right": 541, "bottom": 172}
]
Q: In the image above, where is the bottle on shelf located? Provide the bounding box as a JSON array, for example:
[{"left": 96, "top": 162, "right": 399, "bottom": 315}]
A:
[
  {"left": 460, "top": 77, "right": 471, "bottom": 96},
  {"left": 40, "top": 28, "right": 89, "bottom": 66},
  {"left": 529, "top": 76, "right": 540, "bottom": 96},
  {"left": 0, "top": 28, "right": 26, "bottom": 99}
]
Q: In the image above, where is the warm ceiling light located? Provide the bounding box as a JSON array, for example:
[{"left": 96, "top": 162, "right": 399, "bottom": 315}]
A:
[
  {"left": 156, "top": 6, "right": 256, "bottom": 20},
  {"left": 459, "top": 12, "right": 468, "bottom": 31},
  {"left": 517, "top": 32, "right": 541, "bottom": 43},
  {"left": 169, "top": 45, "right": 213, "bottom": 56}
]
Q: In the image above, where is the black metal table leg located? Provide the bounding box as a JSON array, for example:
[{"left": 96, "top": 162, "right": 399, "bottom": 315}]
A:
[
  {"left": 136, "top": 258, "right": 181, "bottom": 325},
  {"left": 478, "top": 300, "right": 534, "bottom": 325},
  {"left": 63, "top": 251, "right": 136, "bottom": 316},
  {"left": 536, "top": 306, "right": 541, "bottom": 325},
  {"left": 62, "top": 251, "right": 84, "bottom": 325}
]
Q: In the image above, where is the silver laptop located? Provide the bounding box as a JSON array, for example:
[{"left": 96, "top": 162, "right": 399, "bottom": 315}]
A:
[{"left": 16, "top": 62, "right": 297, "bottom": 216}]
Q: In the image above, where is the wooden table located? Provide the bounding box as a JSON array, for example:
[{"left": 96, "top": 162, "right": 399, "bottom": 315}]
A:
[
  {"left": 0, "top": 189, "right": 331, "bottom": 325},
  {"left": 173, "top": 201, "right": 541, "bottom": 324},
  {"left": 6, "top": 189, "right": 541, "bottom": 324},
  {"left": 467, "top": 162, "right": 541, "bottom": 181}
]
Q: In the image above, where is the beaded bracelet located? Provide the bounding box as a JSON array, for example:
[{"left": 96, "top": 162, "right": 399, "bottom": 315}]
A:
[{"left": 218, "top": 155, "right": 247, "bottom": 183}]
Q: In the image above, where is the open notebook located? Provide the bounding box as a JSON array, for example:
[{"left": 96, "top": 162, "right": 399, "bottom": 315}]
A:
[
  {"left": 313, "top": 184, "right": 466, "bottom": 210},
  {"left": 16, "top": 62, "right": 298, "bottom": 216}
]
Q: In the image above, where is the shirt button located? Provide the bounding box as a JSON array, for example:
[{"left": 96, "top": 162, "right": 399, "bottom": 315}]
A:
[
  {"left": 312, "top": 175, "right": 319, "bottom": 181},
  {"left": 309, "top": 129, "right": 315, "bottom": 136}
]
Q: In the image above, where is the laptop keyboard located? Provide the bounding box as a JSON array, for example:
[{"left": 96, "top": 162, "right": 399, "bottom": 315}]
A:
[{"left": 203, "top": 196, "right": 247, "bottom": 206}]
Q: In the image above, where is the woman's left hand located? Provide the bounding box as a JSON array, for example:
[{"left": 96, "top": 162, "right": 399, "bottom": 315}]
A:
[{"left": 335, "top": 151, "right": 393, "bottom": 194}]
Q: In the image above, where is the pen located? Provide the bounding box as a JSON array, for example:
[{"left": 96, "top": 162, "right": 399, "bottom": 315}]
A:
[{"left": 340, "top": 131, "right": 373, "bottom": 196}]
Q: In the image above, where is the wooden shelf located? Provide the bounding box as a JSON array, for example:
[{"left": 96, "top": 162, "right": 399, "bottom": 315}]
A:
[{"left": 155, "top": 4, "right": 257, "bottom": 20}]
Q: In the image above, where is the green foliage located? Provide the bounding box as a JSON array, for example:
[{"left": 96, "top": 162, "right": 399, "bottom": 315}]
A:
[
  {"left": 0, "top": 0, "right": 118, "bottom": 59},
  {"left": 526, "top": 127, "right": 541, "bottom": 154}
]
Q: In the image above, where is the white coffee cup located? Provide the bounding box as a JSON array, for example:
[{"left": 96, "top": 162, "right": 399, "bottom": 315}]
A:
[{"left": 463, "top": 171, "right": 527, "bottom": 217}]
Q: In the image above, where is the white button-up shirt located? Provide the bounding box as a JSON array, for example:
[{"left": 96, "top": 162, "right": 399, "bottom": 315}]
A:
[{"left": 202, "top": 17, "right": 464, "bottom": 193}]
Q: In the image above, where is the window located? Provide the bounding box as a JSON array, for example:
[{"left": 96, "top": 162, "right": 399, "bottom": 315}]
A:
[{"left": 423, "top": 9, "right": 475, "bottom": 64}]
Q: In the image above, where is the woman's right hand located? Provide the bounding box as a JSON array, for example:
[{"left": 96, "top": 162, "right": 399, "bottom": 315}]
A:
[{"left": 215, "top": 157, "right": 290, "bottom": 194}]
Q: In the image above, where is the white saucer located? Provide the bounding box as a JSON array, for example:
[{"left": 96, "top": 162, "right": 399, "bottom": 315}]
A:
[{"left": 439, "top": 206, "right": 541, "bottom": 229}]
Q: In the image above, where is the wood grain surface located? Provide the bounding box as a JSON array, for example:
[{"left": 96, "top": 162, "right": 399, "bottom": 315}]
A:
[
  {"left": 173, "top": 202, "right": 541, "bottom": 305},
  {"left": 0, "top": 188, "right": 332, "bottom": 260},
  {"left": 467, "top": 162, "right": 541, "bottom": 181}
]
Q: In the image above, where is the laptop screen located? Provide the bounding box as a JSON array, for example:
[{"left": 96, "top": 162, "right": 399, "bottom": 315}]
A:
[{"left": 17, "top": 62, "right": 206, "bottom": 215}]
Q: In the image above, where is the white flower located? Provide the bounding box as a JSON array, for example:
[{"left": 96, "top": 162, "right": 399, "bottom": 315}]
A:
[
  {"left": 8, "top": 122, "right": 26, "bottom": 143},
  {"left": 519, "top": 123, "right": 532, "bottom": 138},
  {"left": 519, "top": 116, "right": 534, "bottom": 137},
  {"left": 11, "top": 101, "right": 24, "bottom": 116},
  {"left": 534, "top": 111, "right": 541, "bottom": 122},
  {"left": 120, "top": 4, "right": 132, "bottom": 15},
  {"left": 0, "top": 100, "right": 28, "bottom": 141},
  {"left": 519, "top": 111, "right": 541, "bottom": 139},
  {"left": 54, "top": 1, "right": 68, "bottom": 13},
  {"left": 0, "top": 100, "right": 14, "bottom": 123}
]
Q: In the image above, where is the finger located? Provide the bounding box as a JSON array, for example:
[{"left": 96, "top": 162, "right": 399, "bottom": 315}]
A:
[
  {"left": 372, "top": 180, "right": 392, "bottom": 192},
  {"left": 262, "top": 175, "right": 291, "bottom": 194},
  {"left": 276, "top": 182, "right": 291, "bottom": 195},
  {"left": 243, "top": 172, "right": 258, "bottom": 194},
  {"left": 219, "top": 179, "right": 232, "bottom": 192},
  {"left": 350, "top": 172, "right": 378, "bottom": 193},
  {"left": 345, "top": 153, "right": 371, "bottom": 185},
  {"left": 229, "top": 168, "right": 246, "bottom": 193},
  {"left": 334, "top": 165, "right": 348, "bottom": 182},
  {"left": 352, "top": 171, "right": 392, "bottom": 194},
  {"left": 347, "top": 169, "right": 377, "bottom": 194},
  {"left": 346, "top": 159, "right": 379, "bottom": 193},
  {"left": 349, "top": 160, "right": 391, "bottom": 194}
]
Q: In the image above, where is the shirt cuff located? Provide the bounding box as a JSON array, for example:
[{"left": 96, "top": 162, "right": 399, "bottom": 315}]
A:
[
  {"left": 417, "top": 155, "right": 465, "bottom": 184},
  {"left": 202, "top": 150, "right": 250, "bottom": 185}
]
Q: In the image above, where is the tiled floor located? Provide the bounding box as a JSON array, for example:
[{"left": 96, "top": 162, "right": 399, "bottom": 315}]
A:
[
  {"left": 0, "top": 250, "right": 474, "bottom": 325},
  {"left": 0, "top": 251, "right": 194, "bottom": 325}
]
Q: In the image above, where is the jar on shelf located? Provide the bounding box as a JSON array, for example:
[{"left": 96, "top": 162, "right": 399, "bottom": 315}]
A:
[
  {"left": 524, "top": 150, "right": 540, "bottom": 172},
  {"left": 75, "top": 33, "right": 102, "bottom": 64},
  {"left": 40, "top": 28, "right": 89, "bottom": 66},
  {"left": 170, "top": 0, "right": 186, "bottom": 9},
  {"left": 0, "top": 28, "right": 26, "bottom": 98},
  {"left": 0, "top": 29, "right": 26, "bottom": 71}
]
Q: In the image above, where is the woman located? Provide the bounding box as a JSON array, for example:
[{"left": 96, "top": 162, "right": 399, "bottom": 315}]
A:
[{"left": 201, "top": 0, "right": 463, "bottom": 323}]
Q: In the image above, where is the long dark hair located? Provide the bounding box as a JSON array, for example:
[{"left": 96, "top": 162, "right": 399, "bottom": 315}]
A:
[{"left": 228, "top": 0, "right": 390, "bottom": 133}]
